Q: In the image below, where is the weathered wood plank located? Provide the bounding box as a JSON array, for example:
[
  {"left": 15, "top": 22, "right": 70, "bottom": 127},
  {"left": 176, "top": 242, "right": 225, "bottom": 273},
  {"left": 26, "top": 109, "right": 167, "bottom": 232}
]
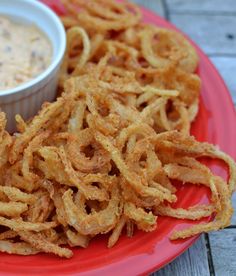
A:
[
  {"left": 133, "top": 0, "right": 165, "bottom": 17},
  {"left": 209, "top": 229, "right": 236, "bottom": 276},
  {"left": 152, "top": 235, "right": 210, "bottom": 276},
  {"left": 166, "top": 0, "right": 236, "bottom": 13},
  {"left": 170, "top": 14, "right": 236, "bottom": 55},
  {"left": 210, "top": 57, "right": 236, "bottom": 104}
]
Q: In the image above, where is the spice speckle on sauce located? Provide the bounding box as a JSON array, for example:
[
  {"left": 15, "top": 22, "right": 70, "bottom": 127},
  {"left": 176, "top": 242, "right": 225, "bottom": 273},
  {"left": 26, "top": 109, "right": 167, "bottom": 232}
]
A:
[{"left": 0, "top": 16, "right": 52, "bottom": 91}]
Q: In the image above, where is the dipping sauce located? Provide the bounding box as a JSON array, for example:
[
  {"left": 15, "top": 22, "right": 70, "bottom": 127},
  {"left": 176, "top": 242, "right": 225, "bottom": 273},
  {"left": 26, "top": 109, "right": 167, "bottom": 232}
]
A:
[{"left": 0, "top": 15, "right": 52, "bottom": 91}]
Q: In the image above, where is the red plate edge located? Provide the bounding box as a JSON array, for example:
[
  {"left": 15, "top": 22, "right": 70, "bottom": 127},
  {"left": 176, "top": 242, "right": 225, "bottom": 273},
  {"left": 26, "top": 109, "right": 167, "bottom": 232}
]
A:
[{"left": 1, "top": 2, "right": 236, "bottom": 276}]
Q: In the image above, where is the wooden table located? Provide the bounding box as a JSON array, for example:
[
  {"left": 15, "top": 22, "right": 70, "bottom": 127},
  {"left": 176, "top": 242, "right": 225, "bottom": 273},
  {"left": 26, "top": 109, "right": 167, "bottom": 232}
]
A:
[{"left": 133, "top": 0, "right": 236, "bottom": 275}]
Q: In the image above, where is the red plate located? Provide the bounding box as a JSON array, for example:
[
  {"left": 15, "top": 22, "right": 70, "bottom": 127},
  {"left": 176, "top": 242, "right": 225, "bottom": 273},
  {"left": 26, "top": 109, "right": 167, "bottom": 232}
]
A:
[{"left": 1, "top": 2, "right": 236, "bottom": 275}]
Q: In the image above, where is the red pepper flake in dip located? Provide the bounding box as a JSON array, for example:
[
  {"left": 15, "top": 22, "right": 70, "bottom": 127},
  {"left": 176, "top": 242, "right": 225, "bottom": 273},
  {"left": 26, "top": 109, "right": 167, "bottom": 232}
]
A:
[{"left": 0, "top": 15, "right": 52, "bottom": 91}]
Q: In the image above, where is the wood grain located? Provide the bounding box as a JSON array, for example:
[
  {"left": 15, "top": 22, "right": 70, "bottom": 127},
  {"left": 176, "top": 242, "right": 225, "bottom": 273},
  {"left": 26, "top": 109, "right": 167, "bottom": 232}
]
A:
[
  {"left": 209, "top": 229, "right": 236, "bottom": 276},
  {"left": 170, "top": 14, "right": 236, "bottom": 55},
  {"left": 152, "top": 235, "right": 210, "bottom": 276},
  {"left": 166, "top": 0, "right": 236, "bottom": 13},
  {"left": 133, "top": 0, "right": 165, "bottom": 17},
  {"left": 210, "top": 57, "right": 236, "bottom": 104}
]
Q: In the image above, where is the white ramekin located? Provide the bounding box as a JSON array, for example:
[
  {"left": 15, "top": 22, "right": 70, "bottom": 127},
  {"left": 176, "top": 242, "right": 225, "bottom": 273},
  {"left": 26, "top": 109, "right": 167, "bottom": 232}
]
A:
[{"left": 0, "top": 0, "right": 66, "bottom": 132}]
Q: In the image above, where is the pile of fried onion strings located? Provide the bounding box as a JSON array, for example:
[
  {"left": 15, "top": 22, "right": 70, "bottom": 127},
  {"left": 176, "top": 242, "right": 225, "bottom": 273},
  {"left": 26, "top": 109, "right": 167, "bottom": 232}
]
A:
[{"left": 0, "top": 0, "right": 235, "bottom": 258}]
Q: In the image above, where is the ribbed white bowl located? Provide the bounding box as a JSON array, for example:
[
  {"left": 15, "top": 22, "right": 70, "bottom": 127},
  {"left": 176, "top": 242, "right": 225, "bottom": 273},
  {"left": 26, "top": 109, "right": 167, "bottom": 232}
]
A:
[{"left": 0, "top": 0, "right": 66, "bottom": 132}]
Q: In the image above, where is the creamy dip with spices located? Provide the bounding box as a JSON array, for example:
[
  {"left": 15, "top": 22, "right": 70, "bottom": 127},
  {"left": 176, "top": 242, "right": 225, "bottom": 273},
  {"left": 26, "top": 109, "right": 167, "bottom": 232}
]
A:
[{"left": 0, "top": 16, "right": 52, "bottom": 91}]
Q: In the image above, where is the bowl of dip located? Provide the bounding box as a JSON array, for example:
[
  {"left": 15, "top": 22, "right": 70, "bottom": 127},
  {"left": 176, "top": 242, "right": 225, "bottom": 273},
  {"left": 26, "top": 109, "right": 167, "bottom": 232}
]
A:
[{"left": 0, "top": 0, "right": 66, "bottom": 132}]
